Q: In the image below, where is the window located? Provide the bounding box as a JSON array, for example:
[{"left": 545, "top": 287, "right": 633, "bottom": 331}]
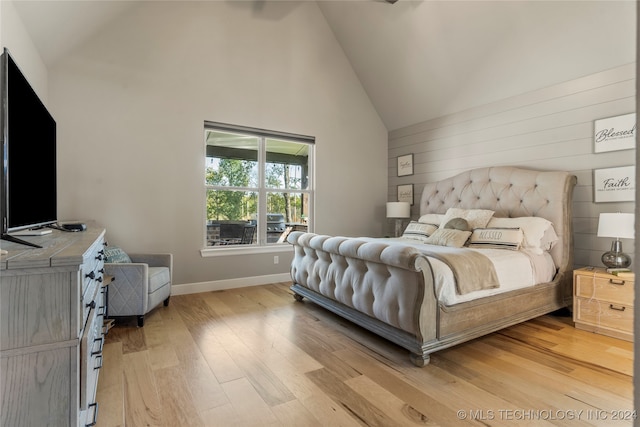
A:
[{"left": 204, "top": 121, "right": 314, "bottom": 249}]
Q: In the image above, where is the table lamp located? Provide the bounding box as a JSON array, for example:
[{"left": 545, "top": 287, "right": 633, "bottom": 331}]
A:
[
  {"left": 597, "top": 212, "right": 635, "bottom": 269},
  {"left": 386, "top": 202, "right": 410, "bottom": 237}
]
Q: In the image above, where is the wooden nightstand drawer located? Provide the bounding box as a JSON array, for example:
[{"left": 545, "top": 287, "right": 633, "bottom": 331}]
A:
[
  {"left": 574, "top": 273, "right": 633, "bottom": 305},
  {"left": 574, "top": 297, "right": 633, "bottom": 333},
  {"left": 573, "top": 267, "right": 634, "bottom": 342}
]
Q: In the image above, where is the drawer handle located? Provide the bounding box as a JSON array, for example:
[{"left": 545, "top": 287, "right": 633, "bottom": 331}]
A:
[
  {"left": 609, "top": 304, "right": 626, "bottom": 312},
  {"left": 95, "top": 254, "right": 103, "bottom": 261},
  {"left": 85, "top": 402, "right": 99, "bottom": 427},
  {"left": 92, "top": 336, "right": 104, "bottom": 356},
  {"left": 94, "top": 354, "right": 103, "bottom": 371},
  {"left": 86, "top": 300, "right": 96, "bottom": 309},
  {"left": 85, "top": 271, "right": 95, "bottom": 280},
  {"left": 609, "top": 278, "right": 626, "bottom": 286}
]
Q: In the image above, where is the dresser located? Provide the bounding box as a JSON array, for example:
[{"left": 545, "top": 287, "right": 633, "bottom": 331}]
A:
[
  {"left": 0, "top": 224, "right": 107, "bottom": 426},
  {"left": 573, "top": 267, "right": 634, "bottom": 342}
]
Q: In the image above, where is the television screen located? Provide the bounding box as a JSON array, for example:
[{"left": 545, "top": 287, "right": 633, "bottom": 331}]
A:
[{"left": 1, "top": 48, "right": 57, "bottom": 235}]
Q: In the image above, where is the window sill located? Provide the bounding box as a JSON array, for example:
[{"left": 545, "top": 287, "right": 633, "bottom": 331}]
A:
[{"left": 200, "top": 244, "right": 293, "bottom": 258}]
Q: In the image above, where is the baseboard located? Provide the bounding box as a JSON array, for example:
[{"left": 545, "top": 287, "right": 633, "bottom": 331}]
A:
[{"left": 170, "top": 273, "right": 291, "bottom": 295}]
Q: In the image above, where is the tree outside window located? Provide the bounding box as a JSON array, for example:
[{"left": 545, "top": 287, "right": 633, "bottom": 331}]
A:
[{"left": 204, "top": 123, "right": 313, "bottom": 247}]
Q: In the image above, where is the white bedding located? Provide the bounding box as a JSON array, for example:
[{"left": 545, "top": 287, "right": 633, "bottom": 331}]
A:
[{"left": 385, "top": 238, "right": 556, "bottom": 306}]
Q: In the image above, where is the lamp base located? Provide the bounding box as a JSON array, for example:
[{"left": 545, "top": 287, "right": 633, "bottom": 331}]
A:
[
  {"left": 601, "top": 239, "right": 632, "bottom": 269},
  {"left": 394, "top": 219, "right": 404, "bottom": 238}
]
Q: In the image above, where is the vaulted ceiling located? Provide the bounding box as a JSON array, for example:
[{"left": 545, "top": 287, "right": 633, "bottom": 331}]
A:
[{"left": 13, "top": 0, "right": 636, "bottom": 131}]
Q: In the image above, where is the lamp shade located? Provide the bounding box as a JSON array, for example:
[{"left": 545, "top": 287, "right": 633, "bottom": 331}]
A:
[
  {"left": 386, "top": 202, "right": 410, "bottom": 219},
  {"left": 597, "top": 213, "right": 635, "bottom": 239}
]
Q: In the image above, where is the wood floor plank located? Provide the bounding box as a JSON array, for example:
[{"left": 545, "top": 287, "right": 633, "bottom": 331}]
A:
[
  {"left": 95, "top": 342, "right": 124, "bottom": 427},
  {"left": 98, "top": 286, "right": 633, "bottom": 427},
  {"left": 122, "top": 350, "right": 164, "bottom": 426},
  {"left": 345, "top": 375, "right": 438, "bottom": 426},
  {"left": 336, "top": 347, "right": 515, "bottom": 427},
  {"left": 220, "top": 377, "right": 280, "bottom": 426}
]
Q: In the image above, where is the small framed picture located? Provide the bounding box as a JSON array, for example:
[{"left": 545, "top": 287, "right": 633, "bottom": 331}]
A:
[
  {"left": 397, "top": 154, "right": 414, "bottom": 177},
  {"left": 398, "top": 184, "right": 414, "bottom": 205},
  {"left": 593, "top": 165, "right": 635, "bottom": 203},
  {"left": 594, "top": 113, "right": 636, "bottom": 153}
]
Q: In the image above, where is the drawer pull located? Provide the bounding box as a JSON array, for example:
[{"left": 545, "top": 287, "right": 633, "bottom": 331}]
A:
[
  {"left": 85, "top": 271, "right": 95, "bottom": 280},
  {"left": 94, "top": 354, "right": 103, "bottom": 370},
  {"left": 92, "top": 336, "right": 104, "bottom": 356},
  {"left": 85, "top": 402, "right": 99, "bottom": 427},
  {"left": 609, "top": 278, "right": 626, "bottom": 286},
  {"left": 86, "top": 300, "right": 96, "bottom": 309},
  {"left": 95, "top": 254, "right": 103, "bottom": 261},
  {"left": 609, "top": 304, "right": 626, "bottom": 312}
]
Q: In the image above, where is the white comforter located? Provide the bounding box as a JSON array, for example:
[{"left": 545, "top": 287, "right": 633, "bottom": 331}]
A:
[{"left": 385, "top": 238, "right": 556, "bottom": 306}]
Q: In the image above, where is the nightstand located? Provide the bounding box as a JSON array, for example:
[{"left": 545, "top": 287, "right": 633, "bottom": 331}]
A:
[{"left": 573, "top": 267, "right": 634, "bottom": 342}]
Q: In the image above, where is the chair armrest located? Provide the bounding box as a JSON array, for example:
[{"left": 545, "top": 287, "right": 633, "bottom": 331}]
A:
[{"left": 104, "top": 262, "right": 150, "bottom": 315}]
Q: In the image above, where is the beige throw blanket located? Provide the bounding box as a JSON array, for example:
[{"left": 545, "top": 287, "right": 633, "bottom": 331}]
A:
[
  {"left": 375, "top": 239, "right": 500, "bottom": 295},
  {"left": 417, "top": 245, "right": 500, "bottom": 294}
]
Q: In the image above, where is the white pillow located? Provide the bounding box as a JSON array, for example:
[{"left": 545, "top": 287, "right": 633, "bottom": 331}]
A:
[
  {"left": 424, "top": 228, "right": 472, "bottom": 248},
  {"left": 440, "top": 208, "right": 494, "bottom": 230},
  {"left": 401, "top": 221, "right": 438, "bottom": 243},
  {"left": 487, "top": 217, "right": 559, "bottom": 254},
  {"left": 468, "top": 227, "right": 523, "bottom": 250},
  {"left": 418, "top": 214, "right": 445, "bottom": 226}
]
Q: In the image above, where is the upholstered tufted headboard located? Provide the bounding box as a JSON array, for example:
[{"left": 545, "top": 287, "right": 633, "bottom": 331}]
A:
[{"left": 419, "top": 167, "right": 577, "bottom": 271}]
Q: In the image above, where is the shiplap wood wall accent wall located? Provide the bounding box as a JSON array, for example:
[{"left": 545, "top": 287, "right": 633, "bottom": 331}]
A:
[{"left": 388, "top": 63, "right": 636, "bottom": 269}]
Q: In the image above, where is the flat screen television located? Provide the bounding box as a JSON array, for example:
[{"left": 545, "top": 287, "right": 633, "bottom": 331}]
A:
[{"left": 1, "top": 47, "right": 57, "bottom": 248}]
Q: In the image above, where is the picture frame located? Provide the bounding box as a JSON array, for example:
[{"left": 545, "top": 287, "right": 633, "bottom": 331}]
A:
[
  {"left": 397, "top": 154, "right": 414, "bottom": 177},
  {"left": 397, "top": 184, "right": 414, "bottom": 205},
  {"left": 594, "top": 113, "right": 636, "bottom": 153},
  {"left": 593, "top": 165, "right": 635, "bottom": 203}
]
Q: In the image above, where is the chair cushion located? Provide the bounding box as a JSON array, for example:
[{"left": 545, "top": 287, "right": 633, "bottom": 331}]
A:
[{"left": 148, "top": 267, "right": 171, "bottom": 294}]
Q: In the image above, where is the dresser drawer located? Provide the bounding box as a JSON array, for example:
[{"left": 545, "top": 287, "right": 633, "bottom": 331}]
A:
[
  {"left": 574, "top": 273, "right": 633, "bottom": 305},
  {"left": 80, "top": 283, "right": 104, "bottom": 410}
]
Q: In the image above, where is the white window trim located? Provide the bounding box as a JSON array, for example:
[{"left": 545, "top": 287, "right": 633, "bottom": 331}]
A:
[
  {"left": 200, "top": 243, "right": 294, "bottom": 258},
  {"left": 203, "top": 121, "right": 314, "bottom": 252}
]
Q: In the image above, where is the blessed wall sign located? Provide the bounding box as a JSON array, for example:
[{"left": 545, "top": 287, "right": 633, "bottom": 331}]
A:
[{"left": 594, "top": 113, "right": 636, "bottom": 153}]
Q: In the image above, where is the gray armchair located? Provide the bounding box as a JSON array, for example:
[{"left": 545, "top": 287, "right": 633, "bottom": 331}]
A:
[{"left": 104, "top": 251, "right": 172, "bottom": 327}]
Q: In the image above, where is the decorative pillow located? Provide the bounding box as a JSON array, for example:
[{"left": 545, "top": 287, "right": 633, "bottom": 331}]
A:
[
  {"left": 401, "top": 221, "right": 439, "bottom": 243},
  {"left": 443, "top": 217, "right": 470, "bottom": 231},
  {"left": 418, "top": 214, "right": 445, "bottom": 226},
  {"left": 487, "top": 217, "right": 559, "bottom": 254},
  {"left": 440, "top": 208, "right": 494, "bottom": 230},
  {"left": 424, "top": 228, "right": 472, "bottom": 248},
  {"left": 104, "top": 246, "right": 131, "bottom": 263},
  {"left": 468, "top": 227, "right": 523, "bottom": 250}
]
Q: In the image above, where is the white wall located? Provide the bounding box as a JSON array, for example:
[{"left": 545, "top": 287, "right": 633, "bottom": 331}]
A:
[
  {"left": 389, "top": 63, "right": 636, "bottom": 269},
  {"left": 48, "top": 1, "right": 388, "bottom": 287},
  {"left": 0, "top": 0, "right": 48, "bottom": 103}
]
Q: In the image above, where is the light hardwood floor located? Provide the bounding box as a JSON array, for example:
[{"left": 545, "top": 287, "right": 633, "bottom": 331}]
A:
[{"left": 96, "top": 282, "right": 634, "bottom": 427}]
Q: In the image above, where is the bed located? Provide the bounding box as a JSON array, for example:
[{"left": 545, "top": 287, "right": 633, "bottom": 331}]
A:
[{"left": 287, "top": 166, "right": 577, "bottom": 366}]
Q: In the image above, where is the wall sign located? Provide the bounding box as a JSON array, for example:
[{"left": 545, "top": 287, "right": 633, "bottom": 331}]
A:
[
  {"left": 594, "top": 113, "right": 636, "bottom": 153},
  {"left": 594, "top": 165, "right": 635, "bottom": 203},
  {"left": 397, "top": 154, "right": 414, "bottom": 177},
  {"left": 397, "top": 184, "right": 414, "bottom": 205}
]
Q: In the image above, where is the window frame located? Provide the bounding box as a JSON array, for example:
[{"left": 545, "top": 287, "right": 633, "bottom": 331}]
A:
[{"left": 201, "top": 121, "right": 314, "bottom": 256}]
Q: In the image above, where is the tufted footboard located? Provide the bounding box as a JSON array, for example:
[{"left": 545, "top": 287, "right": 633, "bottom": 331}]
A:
[{"left": 287, "top": 231, "right": 439, "bottom": 366}]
